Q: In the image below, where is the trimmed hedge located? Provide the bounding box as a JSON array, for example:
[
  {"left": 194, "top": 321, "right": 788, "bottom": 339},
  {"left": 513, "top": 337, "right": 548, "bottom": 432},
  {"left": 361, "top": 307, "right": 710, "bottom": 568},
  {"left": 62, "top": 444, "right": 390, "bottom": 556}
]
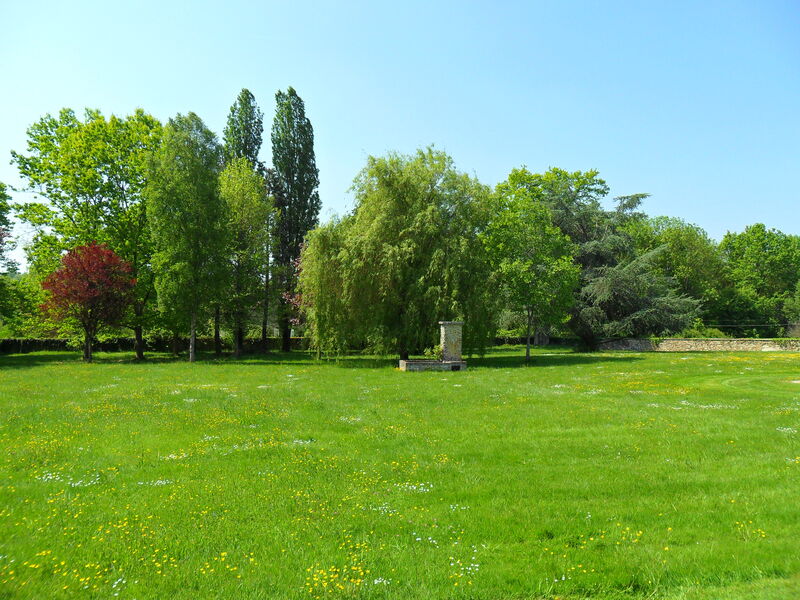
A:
[{"left": 0, "top": 337, "right": 308, "bottom": 355}]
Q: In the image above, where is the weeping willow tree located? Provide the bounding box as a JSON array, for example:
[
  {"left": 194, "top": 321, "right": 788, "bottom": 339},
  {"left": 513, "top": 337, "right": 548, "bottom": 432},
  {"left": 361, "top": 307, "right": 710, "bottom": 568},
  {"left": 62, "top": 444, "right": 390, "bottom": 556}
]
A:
[{"left": 299, "top": 148, "right": 497, "bottom": 359}]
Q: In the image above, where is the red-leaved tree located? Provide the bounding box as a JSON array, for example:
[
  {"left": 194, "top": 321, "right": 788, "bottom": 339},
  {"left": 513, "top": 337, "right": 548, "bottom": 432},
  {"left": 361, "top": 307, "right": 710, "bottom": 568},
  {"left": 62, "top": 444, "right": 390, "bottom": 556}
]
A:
[{"left": 41, "top": 243, "right": 135, "bottom": 362}]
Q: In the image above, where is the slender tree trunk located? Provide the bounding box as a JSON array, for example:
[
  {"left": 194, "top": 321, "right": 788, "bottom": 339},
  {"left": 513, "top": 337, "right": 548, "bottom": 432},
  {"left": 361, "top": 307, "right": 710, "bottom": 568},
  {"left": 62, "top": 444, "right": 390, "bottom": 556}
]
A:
[
  {"left": 214, "top": 306, "right": 222, "bottom": 356},
  {"left": 83, "top": 331, "right": 93, "bottom": 363},
  {"left": 134, "top": 325, "right": 145, "bottom": 361},
  {"left": 261, "top": 270, "right": 270, "bottom": 353},
  {"left": 189, "top": 311, "right": 197, "bottom": 363},
  {"left": 281, "top": 317, "right": 291, "bottom": 352},
  {"left": 525, "top": 307, "right": 533, "bottom": 363},
  {"left": 234, "top": 319, "right": 243, "bottom": 358},
  {"left": 171, "top": 332, "right": 180, "bottom": 356}
]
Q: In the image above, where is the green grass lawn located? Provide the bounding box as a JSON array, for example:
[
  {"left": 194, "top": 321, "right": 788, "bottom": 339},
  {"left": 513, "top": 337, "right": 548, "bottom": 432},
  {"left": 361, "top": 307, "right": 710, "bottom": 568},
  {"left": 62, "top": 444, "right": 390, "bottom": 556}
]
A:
[{"left": 1, "top": 347, "right": 799, "bottom": 599}]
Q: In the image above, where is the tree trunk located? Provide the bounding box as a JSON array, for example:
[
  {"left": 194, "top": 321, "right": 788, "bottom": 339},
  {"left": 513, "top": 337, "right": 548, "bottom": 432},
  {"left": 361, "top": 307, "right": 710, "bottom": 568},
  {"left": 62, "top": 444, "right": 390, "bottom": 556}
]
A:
[
  {"left": 83, "top": 331, "right": 93, "bottom": 363},
  {"left": 234, "top": 320, "right": 243, "bottom": 358},
  {"left": 189, "top": 311, "right": 197, "bottom": 363},
  {"left": 525, "top": 307, "right": 533, "bottom": 363},
  {"left": 134, "top": 325, "right": 145, "bottom": 361},
  {"left": 281, "top": 317, "right": 291, "bottom": 352},
  {"left": 171, "top": 332, "right": 180, "bottom": 356},
  {"left": 214, "top": 306, "right": 222, "bottom": 356},
  {"left": 261, "top": 271, "right": 270, "bottom": 353}
]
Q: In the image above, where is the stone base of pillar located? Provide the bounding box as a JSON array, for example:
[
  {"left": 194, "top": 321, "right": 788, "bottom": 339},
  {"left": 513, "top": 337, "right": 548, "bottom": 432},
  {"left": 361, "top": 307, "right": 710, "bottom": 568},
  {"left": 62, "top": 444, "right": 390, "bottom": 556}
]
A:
[{"left": 399, "top": 360, "right": 467, "bottom": 372}]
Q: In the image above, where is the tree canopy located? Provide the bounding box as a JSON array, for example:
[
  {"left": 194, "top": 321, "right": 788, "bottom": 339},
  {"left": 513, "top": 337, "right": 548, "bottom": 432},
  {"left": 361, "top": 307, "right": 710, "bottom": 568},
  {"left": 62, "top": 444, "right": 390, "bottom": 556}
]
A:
[
  {"left": 485, "top": 176, "right": 579, "bottom": 360},
  {"left": 299, "top": 148, "right": 496, "bottom": 359},
  {"left": 502, "top": 168, "right": 697, "bottom": 348},
  {"left": 11, "top": 108, "right": 162, "bottom": 358},
  {"left": 219, "top": 157, "right": 273, "bottom": 356},
  {"left": 41, "top": 242, "right": 134, "bottom": 362},
  {"left": 145, "top": 112, "right": 227, "bottom": 362},
  {"left": 271, "top": 87, "right": 320, "bottom": 350}
]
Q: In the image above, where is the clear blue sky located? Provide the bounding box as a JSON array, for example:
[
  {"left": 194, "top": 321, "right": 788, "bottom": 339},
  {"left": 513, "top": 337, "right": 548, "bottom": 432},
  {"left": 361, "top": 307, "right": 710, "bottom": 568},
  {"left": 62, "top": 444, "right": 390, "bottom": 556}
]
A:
[{"left": 1, "top": 0, "right": 798, "bottom": 266}]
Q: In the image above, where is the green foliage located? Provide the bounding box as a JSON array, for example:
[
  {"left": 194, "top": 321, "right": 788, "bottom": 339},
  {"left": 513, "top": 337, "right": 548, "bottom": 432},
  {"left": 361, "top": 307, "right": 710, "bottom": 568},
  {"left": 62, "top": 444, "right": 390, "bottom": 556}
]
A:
[
  {"left": 785, "top": 282, "right": 800, "bottom": 324},
  {"left": 300, "top": 148, "right": 497, "bottom": 358},
  {"left": 219, "top": 158, "right": 274, "bottom": 354},
  {"left": 626, "top": 216, "right": 725, "bottom": 313},
  {"left": 485, "top": 174, "right": 579, "bottom": 359},
  {"left": 0, "top": 272, "right": 55, "bottom": 337},
  {"left": 678, "top": 318, "right": 729, "bottom": 339},
  {"left": 502, "top": 167, "right": 697, "bottom": 348},
  {"left": 223, "top": 88, "right": 264, "bottom": 170},
  {"left": 145, "top": 113, "right": 227, "bottom": 360},
  {"left": 10, "top": 108, "right": 162, "bottom": 354},
  {"left": 0, "top": 182, "right": 14, "bottom": 269},
  {"left": 271, "top": 87, "right": 320, "bottom": 347},
  {"left": 717, "top": 224, "right": 800, "bottom": 336},
  {"left": 0, "top": 182, "right": 15, "bottom": 322}
]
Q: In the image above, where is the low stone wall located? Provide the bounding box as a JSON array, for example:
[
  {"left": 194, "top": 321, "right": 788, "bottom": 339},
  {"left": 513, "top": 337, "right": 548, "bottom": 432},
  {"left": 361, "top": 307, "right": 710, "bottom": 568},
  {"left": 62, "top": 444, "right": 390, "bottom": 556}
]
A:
[
  {"left": 399, "top": 360, "right": 467, "bottom": 372},
  {"left": 599, "top": 338, "right": 800, "bottom": 352}
]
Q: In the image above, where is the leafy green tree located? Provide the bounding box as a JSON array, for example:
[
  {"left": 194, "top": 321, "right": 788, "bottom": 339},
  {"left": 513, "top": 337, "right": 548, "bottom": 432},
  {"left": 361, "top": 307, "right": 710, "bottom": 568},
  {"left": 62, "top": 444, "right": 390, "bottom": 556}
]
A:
[
  {"left": 0, "top": 182, "right": 16, "bottom": 323},
  {"left": 223, "top": 89, "right": 274, "bottom": 352},
  {"left": 271, "top": 87, "right": 320, "bottom": 351},
  {"left": 223, "top": 88, "right": 265, "bottom": 170},
  {"left": 299, "top": 148, "right": 497, "bottom": 359},
  {"left": 146, "top": 113, "right": 227, "bottom": 362},
  {"left": 625, "top": 216, "right": 728, "bottom": 327},
  {"left": 0, "top": 182, "right": 13, "bottom": 268},
  {"left": 219, "top": 158, "right": 273, "bottom": 357},
  {"left": 297, "top": 218, "right": 352, "bottom": 357},
  {"left": 0, "top": 272, "right": 52, "bottom": 338},
  {"left": 485, "top": 178, "right": 579, "bottom": 361},
  {"left": 11, "top": 109, "right": 162, "bottom": 359},
  {"left": 785, "top": 283, "right": 800, "bottom": 335},
  {"left": 504, "top": 167, "right": 696, "bottom": 348},
  {"left": 718, "top": 224, "right": 800, "bottom": 336}
]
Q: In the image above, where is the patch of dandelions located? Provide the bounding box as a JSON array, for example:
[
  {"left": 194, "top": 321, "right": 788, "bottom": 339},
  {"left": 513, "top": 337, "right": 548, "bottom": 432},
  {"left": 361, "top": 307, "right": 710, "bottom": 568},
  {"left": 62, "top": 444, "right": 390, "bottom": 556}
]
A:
[
  {"left": 395, "top": 481, "right": 433, "bottom": 493},
  {"left": 449, "top": 544, "right": 482, "bottom": 585},
  {"left": 292, "top": 438, "right": 315, "bottom": 446},
  {"left": 776, "top": 427, "right": 797, "bottom": 434},
  {"left": 372, "top": 577, "right": 391, "bottom": 585},
  {"left": 137, "top": 479, "right": 173, "bottom": 486},
  {"left": 449, "top": 504, "right": 470, "bottom": 511}
]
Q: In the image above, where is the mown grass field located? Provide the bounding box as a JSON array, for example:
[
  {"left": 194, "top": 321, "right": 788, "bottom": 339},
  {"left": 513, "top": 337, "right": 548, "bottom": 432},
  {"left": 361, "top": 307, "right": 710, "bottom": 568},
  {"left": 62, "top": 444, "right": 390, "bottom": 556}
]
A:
[{"left": 1, "top": 347, "right": 799, "bottom": 599}]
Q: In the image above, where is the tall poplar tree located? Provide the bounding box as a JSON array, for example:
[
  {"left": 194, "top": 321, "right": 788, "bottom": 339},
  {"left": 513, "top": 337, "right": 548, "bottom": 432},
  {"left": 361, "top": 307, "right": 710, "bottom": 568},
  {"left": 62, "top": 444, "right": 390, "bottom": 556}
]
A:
[
  {"left": 146, "top": 113, "right": 227, "bottom": 362},
  {"left": 223, "top": 89, "right": 264, "bottom": 169},
  {"left": 271, "top": 87, "right": 320, "bottom": 351},
  {"left": 222, "top": 89, "right": 274, "bottom": 352}
]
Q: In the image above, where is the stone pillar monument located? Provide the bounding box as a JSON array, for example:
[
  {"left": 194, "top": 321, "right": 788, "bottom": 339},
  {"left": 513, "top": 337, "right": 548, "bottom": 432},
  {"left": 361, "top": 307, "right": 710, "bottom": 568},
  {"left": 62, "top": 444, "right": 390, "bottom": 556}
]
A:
[
  {"left": 439, "top": 321, "right": 463, "bottom": 362},
  {"left": 398, "top": 321, "right": 468, "bottom": 371}
]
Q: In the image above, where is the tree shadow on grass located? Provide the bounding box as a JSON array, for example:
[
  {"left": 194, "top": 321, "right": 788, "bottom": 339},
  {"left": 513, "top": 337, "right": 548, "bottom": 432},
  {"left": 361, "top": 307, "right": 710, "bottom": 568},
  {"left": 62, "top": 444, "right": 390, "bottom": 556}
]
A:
[
  {"left": 0, "top": 348, "right": 641, "bottom": 370},
  {"left": 468, "top": 352, "right": 642, "bottom": 369}
]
